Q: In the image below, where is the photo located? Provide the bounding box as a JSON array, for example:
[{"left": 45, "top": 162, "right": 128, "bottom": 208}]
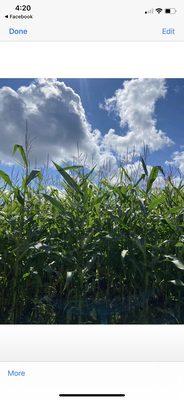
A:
[{"left": 0, "top": 78, "right": 183, "bottom": 324}]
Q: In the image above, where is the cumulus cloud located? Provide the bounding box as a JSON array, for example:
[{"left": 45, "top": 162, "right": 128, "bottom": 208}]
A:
[
  {"left": 102, "top": 78, "right": 173, "bottom": 155},
  {"left": 0, "top": 78, "right": 174, "bottom": 174},
  {"left": 166, "top": 151, "right": 184, "bottom": 174},
  {"left": 0, "top": 79, "right": 99, "bottom": 165}
]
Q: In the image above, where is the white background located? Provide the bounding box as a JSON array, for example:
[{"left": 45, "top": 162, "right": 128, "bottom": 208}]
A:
[
  {"left": 0, "top": 0, "right": 183, "bottom": 41},
  {"left": 0, "top": 42, "right": 184, "bottom": 77},
  {"left": 0, "top": 41, "right": 184, "bottom": 362},
  {"left": 0, "top": 362, "right": 184, "bottom": 399},
  {"left": 1, "top": 325, "right": 184, "bottom": 361}
]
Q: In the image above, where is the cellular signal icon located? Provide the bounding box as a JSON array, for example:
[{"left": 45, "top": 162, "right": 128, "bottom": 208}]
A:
[
  {"left": 155, "top": 8, "right": 163, "bottom": 14},
  {"left": 145, "top": 8, "right": 154, "bottom": 14}
]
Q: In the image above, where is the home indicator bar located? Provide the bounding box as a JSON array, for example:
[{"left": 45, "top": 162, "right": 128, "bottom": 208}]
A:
[{"left": 59, "top": 395, "right": 126, "bottom": 398}]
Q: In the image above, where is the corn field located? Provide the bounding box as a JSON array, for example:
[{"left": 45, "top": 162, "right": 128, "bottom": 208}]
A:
[{"left": 0, "top": 144, "right": 183, "bottom": 324}]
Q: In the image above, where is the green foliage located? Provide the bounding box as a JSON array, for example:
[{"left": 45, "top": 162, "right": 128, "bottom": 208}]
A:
[
  {"left": 0, "top": 145, "right": 183, "bottom": 324},
  {"left": 140, "top": 157, "right": 148, "bottom": 176},
  {"left": 13, "top": 144, "right": 28, "bottom": 168},
  {"left": 146, "top": 166, "right": 164, "bottom": 193},
  {"left": 53, "top": 162, "right": 83, "bottom": 196},
  {"left": 24, "top": 170, "right": 42, "bottom": 187},
  {"left": 0, "top": 170, "right": 13, "bottom": 187}
]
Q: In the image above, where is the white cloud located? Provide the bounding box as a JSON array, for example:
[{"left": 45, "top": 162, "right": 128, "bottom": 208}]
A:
[
  {"left": 102, "top": 78, "right": 173, "bottom": 155},
  {"left": 166, "top": 151, "right": 184, "bottom": 174},
  {"left": 0, "top": 79, "right": 99, "bottom": 165},
  {"left": 98, "top": 151, "right": 118, "bottom": 177},
  {"left": 0, "top": 78, "right": 174, "bottom": 176}
]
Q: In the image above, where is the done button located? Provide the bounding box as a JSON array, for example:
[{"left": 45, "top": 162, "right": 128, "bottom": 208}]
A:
[{"left": 9, "top": 28, "right": 28, "bottom": 35}]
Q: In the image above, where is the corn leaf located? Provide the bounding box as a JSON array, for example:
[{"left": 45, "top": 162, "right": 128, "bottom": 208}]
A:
[
  {"left": 165, "top": 255, "right": 184, "bottom": 270},
  {"left": 13, "top": 144, "right": 28, "bottom": 168},
  {"left": 146, "top": 166, "right": 164, "bottom": 193},
  {"left": 25, "top": 170, "right": 42, "bottom": 186},
  {"left": 140, "top": 157, "right": 148, "bottom": 176},
  {"left": 43, "top": 194, "right": 64, "bottom": 212},
  {"left": 53, "top": 161, "right": 83, "bottom": 195},
  {"left": 0, "top": 170, "right": 12, "bottom": 187},
  {"left": 14, "top": 188, "right": 24, "bottom": 206},
  {"left": 170, "top": 280, "right": 184, "bottom": 287}
]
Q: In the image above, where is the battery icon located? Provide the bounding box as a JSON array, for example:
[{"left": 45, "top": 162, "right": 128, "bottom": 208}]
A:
[{"left": 165, "top": 8, "right": 177, "bottom": 14}]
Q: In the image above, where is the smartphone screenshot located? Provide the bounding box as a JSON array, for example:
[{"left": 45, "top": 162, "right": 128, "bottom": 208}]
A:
[{"left": 0, "top": 1, "right": 184, "bottom": 399}]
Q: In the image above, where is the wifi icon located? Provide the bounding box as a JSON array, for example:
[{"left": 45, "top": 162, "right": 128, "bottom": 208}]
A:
[{"left": 155, "top": 8, "right": 163, "bottom": 14}]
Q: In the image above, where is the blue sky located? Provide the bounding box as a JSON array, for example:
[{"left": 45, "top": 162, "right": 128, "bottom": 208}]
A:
[
  {"left": 63, "top": 78, "right": 184, "bottom": 166},
  {"left": 0, "top": 78, "right": 183, "bottom": 178}
]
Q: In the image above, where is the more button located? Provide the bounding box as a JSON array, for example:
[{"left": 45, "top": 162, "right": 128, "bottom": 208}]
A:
[{"left": 8, "top": 370, "right": 26, "bottom": 377}]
